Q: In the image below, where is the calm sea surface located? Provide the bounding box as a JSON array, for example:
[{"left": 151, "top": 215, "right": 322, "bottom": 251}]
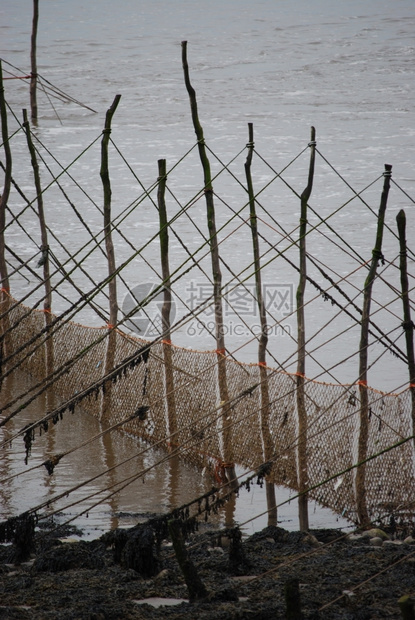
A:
[{"left": 0, "top": 0, "right": 414, "bottom": 535}]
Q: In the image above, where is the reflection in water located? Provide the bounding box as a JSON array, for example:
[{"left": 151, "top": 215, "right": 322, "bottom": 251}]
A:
[{"left": 0, "top": 371, "right": 350, "bottom": 538}]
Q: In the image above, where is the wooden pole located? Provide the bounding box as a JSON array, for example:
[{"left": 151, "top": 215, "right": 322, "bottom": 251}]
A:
[
  {"left": 0, "top": 60, "right": 12, "bottom": 367},
  {"left": 296, "top": 127, "right": 316, "bottom": 531},
  {"left": 285, "top": 577, "right": 302, "bottom": 620},
  {"left": 157, "top": 158, "right": 178, "bottom": 446},
  {"left": 100, "top": 94, "right": 121, "bottom": 422},
  {"left": 21, "top": 109, "right": 51, "bottom": 305},
  {"left": 22, "top": 108, "right": 54, "bottom": 406},
  {"left": 399, "top": 595, "right": 415, "bottom": 620},
  {"left": 101, "top": 94, "right": 121, "bottom": 328},
  {"left": 0, "top": 60, "right": 11, "bottom": 296},
  {"left": 396, "top": 209, "right": 415, "bottom": 446},
  {"left": 181, "top": 41, "right": 236, "bottom": 488},
  {"left": 245, "top": 122, "right": 277, "bottom": 526},
  {"left": 30, "top": 0, "right": 39, "bottom": 121},
  {"left": 356, "top": 163, "right": 391, "bottom": 526},
  {"left": 168, "top": 519, "right": 208, "bottom": 601}
]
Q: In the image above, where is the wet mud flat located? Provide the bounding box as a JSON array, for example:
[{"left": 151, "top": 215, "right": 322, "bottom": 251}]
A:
[{"left": 1, "top": 520, "right": 415, "bottom": 619}]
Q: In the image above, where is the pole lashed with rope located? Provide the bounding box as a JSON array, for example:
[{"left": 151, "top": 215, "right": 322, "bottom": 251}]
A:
[
  {"left": 181, "top": 40, "right": 237, "bottom": 489},
  {"left": 100, "top": 94, "right": 121, "bottom": 422},
  {"left": 356, "top": 163, "right": 392, "bottom": 526},
  {"left": 245, "top": 121, "right": 277, "bottom": 526},
  {"left": 296, "top": 126, "right": 316, "bottom": 531}
]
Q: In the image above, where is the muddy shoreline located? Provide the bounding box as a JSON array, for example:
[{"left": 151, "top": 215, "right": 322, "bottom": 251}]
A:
[{"left": 1, "top": 517, "right": 415, "bottom": 619}]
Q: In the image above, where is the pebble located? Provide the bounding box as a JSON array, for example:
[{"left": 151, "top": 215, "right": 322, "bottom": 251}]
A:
[
  {"left": 304, "top": 534, "right": 320, "bottom": 547},
  {"left": 404, "top": 536, "right": 415, "bottom": 544},
  {"left": 370, "top": 537, "right": 383, "bottom": 547},
  {"left": 133, "top": 597, "right": 188, "bottom": 608},
  {"left": 343, "top": 590, "right": 356, "bottom": 598},
  {"left": 362, "top": 528, "right": 389, "bottom": 540},
  {"left": 59, "top": 538, "right": 80, "bottom": 544}
]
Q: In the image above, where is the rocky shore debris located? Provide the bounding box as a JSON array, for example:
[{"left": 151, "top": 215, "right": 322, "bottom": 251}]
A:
[{"left": 1, "top": 521, "right": 415, "bottom": 618}]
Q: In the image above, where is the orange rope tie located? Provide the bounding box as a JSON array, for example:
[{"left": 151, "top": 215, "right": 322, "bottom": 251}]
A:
[
  {"left": 294, "top": 371, "right": 305, "bottom": 377},
  {"left": 258, "top": 361, "right": 267, "bottom": 367},
  {"left": 4, "top": 75, "right": 31, "bottom": 80},
  {"left": 214, "top": 464, "right": 226, "bottom": 484},
  {"left": 357, "top": 380, "right": 367, "bottom": 387},
  {"left": 1, "top": 287, "right": 10, "bottom": 294},
  {"left": 162, "top": 339, "right": 172, "bottom": 345},
  {"left": 214, "top": 460, "right": 234, "bottom": 484},
  {"left": 409, "top": 384, "right": 415, "bottom": 389},
  {"left": 214, "top": 461, "right": 236, "bottom": 484},
  {"left": 42, "top": 308, "right": 52, "bottom": 314},
  {"left": 106, "top": 323, "right": 115, "bottom": 329},
  {"left": 216, "top": 348, "right": 226, "bottom": 355}
]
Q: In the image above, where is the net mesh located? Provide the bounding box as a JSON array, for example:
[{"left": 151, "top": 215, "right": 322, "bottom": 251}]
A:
[{"left": 3, "top": 296, "right": 415, "bottom": 524}]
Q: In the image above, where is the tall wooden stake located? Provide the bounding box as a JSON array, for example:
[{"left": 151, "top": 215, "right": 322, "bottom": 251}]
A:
[
  {"left": 396, "top": 209, "right": 415, "bottom": 446},
  {"left": 100, "top": 94, "right": 121, "bottom": 422},
  {"left": 245, "top": 122, "right": 277, "bottom": 526},
  {"left": 399, "top": 595, "right": 415, "bottom": 620},
  {"left": 181, "top": 41, "right": 236, "bottom": 488},
  {"left": 0, "top": 60, "right": 12, "bottom": 367},
  {"left": 356, "top": 163, "right": 391, "bottom": 526},
  {"left": 30, "top": 0, "right": 39, "bottom": 121},
  {"left": 296, "top": 126, "right": 316, "bottom": 531},
  {"left": 168, "top": 519, "right": 208, "bottom": 600},
  {"left": 157, "top": 158, "right": 178, "bottom": 446},
  {"left": 285, "top": 578, "right": 302, "bottom": 620},
  {"left": 22, "top": 108, "right": 54, "bottom": 406}
]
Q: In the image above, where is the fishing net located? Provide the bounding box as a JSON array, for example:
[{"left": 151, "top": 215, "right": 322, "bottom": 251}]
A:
[{"left": 2, "top": 296, "right": 415, "bottom": 524}]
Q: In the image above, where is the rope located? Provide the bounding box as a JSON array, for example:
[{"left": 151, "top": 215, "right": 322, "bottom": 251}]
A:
[
  {"left": 319, "top": 548, "right": 415, "bottom": 611},
  {"left": 2, "top": 162, "right": 109, "bottom": 314},
  {"left": 3, "top": 75, "right": 31, "bottom": 80}
]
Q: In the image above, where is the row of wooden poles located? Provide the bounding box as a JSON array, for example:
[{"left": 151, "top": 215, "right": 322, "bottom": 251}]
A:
[{"left": 1, "top": 44, "right": 415, "bottom": 530}]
